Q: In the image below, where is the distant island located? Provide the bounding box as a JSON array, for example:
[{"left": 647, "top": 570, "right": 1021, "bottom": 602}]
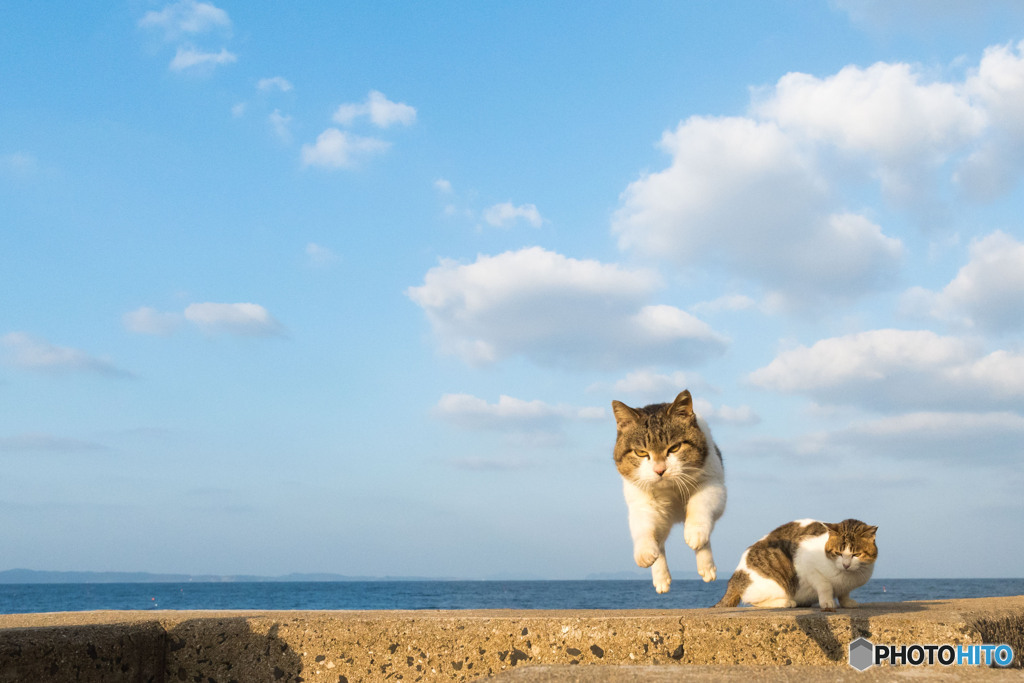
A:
[{"left": 0, "top": 569, "right": 648, "bottom": 584}]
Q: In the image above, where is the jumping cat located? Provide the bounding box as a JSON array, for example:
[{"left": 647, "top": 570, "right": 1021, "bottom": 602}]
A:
[
  {"left": 612, "top": 390, "right": 726, "bottom": 593},
  {"left": 715, "top": 518, "right": 878, "bottom": 611}
]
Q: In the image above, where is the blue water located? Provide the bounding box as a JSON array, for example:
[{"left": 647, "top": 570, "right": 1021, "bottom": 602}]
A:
[{"left": 1, "top": 579, "right": 1022, "bottom": 615}]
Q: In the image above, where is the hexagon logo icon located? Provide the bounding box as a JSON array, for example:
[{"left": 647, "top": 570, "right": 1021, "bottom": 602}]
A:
[{"left": 849, "top": 637, "right": 874, "bottom": 671}]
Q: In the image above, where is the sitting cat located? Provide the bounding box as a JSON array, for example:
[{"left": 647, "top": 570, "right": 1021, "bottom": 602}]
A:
[
  {"left": 715, "top": 518, "right": 878, "bottom": 611},
  {"left": 612, "top": 390, "right": 726, "bottom": 593}
]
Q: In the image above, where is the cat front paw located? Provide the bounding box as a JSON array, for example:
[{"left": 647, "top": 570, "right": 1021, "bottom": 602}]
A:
[
  {"left": 684, "top": 523, "right": 711, "bottom": 550},
  {"left": 653, "top": 574, "right": 671, "bottom": 594},
  {"left": 819, "top": 598, "right": 837, "bottom": 612},
  {"left": 634, "top": 542, "right": 660, "bottom": 568}
]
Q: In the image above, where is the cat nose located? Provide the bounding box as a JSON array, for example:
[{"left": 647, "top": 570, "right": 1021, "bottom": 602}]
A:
[{"left": 653, "top": 462, "right": 666, "bottom": 476}]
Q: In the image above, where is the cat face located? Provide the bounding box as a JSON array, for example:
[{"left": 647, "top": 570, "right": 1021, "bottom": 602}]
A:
[
  {"left": 612, "top": 390, "right": 709, "bottom": 491},
  {"left": 824, "top": 519, "right": 878, "bottom": 572}
]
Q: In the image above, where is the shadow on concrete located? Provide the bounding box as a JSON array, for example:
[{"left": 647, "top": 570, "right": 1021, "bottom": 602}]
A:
[
  {"left": 792, "top": 602, "right": 937, "bottom": 663},
  {"left": 165, "top": 617, "right": 304, "bottom": 682}
]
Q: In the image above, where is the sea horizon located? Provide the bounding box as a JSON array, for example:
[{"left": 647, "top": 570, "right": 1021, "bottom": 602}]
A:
[{"left": 2, "top": 577, "right": 1023, "bottom": 615}]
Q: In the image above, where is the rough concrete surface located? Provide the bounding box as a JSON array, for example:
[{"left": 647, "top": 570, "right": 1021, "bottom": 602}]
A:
[{"left": 0, "top": 596, "right": 1020, "bottom": 682}]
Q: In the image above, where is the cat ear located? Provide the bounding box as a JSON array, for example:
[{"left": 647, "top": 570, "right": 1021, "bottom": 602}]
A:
[
  {"left": 864, "top": 525, "right": 878, "bottom": 537},
  {"left": 667, "top": 390, "right": 695, "bottom": 419},
  {"left": 611, "top": 400, "right": 640, "bottom": 431},
  {"left": 822, "top": 522, "right": 839, "bottom": 534}
]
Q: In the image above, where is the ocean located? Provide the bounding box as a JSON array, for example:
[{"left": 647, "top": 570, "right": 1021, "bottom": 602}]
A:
[{"left": 1, "top": 578, "right": 1022, "bottom": 615}]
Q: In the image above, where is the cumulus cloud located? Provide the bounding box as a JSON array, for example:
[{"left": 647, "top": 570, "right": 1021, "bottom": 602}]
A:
[
  {"left": 138, "top": 0, "right": 231, "bottom": 40},
  {"left": 753, "top": 61, "right": 983, "bottom": 167},
  {"left": 957, "top": 40, "right": 1024, "bottom": 199},
  {"left": 482, "top": 202, "right": 544, "bottom": 228},
  {"left": 612, "top": 116, "right": 903, "bottom": 309},
  {"left": 903, "top": 231, "right": 1024, "bottom": 333},
  {"left": 300, "top": 129, "right": 390, "bottom": 169},
  {"left": 333, "top": 91, "right": 417, "bottom": 128},
  {"left": 749, "top": 329, "right": 1024, "bottom": 411},
  {"left": 1, "top": 333, "right": 129, "bottom": 377},
  {"left": 407, "top": 247, "right": 727, "bottom": 368},
  {"left": 124, "top": 303, "right": 283, "bottom": 337},
  {"left": 168, "top": 46, "right": 236, "bottom": 72}
]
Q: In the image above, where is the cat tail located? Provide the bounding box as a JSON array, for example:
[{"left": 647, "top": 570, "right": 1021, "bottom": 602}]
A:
[{"left": 713, "top": 574, "right": 744, "bottom": 608}]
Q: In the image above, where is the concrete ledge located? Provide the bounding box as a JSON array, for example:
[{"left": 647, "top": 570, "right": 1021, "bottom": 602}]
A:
[{"left": 0, "top": 596, "right": 1021, "bottom": 681}]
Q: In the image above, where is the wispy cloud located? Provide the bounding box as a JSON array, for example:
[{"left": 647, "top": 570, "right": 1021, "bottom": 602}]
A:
[
  {"left": 169, "top": 46, "right": 237, "bottom": 72},
  {"left": 124, "top": 303, "right": 284, "bottom": 337},
  {"left": 1, "top": 333, "right": 130, "bottom": 377},
  {"left": 305, "top": 242, "right": 339, "bottom": 268},
  {"left": 138, "top": 0, "right": 231, "bottom": 40},
  {"left": 0, "top": 433, "right": 106, "bottom": 453},
  {"left": 140, "top": 1, "right": 235, "bottom": 73},
  {"left": 257, "top": 76, "right": 293, "bottom": 93}
]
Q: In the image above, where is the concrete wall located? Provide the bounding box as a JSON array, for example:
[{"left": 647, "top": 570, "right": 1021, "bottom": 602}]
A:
[{"left": 0, "top": 595, "right": 1021, "bottom": 681}]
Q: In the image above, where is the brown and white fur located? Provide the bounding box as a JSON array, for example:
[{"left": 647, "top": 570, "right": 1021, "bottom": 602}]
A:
[
  {"left": 612, "top": 390, "right": 726, "bottom": 593},
  {"left": 715, "top": 518, "right": 878, "bottom": 611}
]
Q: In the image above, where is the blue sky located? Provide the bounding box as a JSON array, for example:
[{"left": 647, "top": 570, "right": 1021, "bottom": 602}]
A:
[{"left": 2, "top": 1, "right": 1024, "bottom": 581}]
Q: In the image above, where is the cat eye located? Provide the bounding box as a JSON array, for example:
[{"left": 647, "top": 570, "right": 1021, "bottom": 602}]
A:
[
  {"left": 634, "top": 449, "right": 649, "bottom": 458},
  {"left": 668, "top": 444, "right": 681, "bottom": 454}
]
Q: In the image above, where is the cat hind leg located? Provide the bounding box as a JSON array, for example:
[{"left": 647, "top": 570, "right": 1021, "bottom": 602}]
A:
[
  {"left": 651, "top": 554, "right": 672, "bottom": 594},
  {"left": 695, "top": 545, "right": 717, "bottom": 582}
]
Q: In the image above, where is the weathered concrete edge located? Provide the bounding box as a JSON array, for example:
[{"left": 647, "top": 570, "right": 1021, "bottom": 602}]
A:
[{"left": 0, "top": 595, "right": 1021, "bottom": 682}]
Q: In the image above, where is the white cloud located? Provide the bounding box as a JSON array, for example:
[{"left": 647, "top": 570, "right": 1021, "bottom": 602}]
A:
[
  {"left": 434, "top": 178, "right": 453, "bottom": 194},
  {"left": 406, "top": 247, "right": 727, "bottom": 368},
  {"left": 612, "top": 116, "right": 902, "bottom": 309},
  {"left": 753, "top": 61, "right": 983, "bottom": 167},
  {"left": 169, "top": 46, "right": 237, "bottom": 72},
  {"left": 957, "top": 40, "right": 1024, "bottom": 199},
  {"left": 333, "top": 91, "right": 417, "bottom": 128},
  {"left": 269, "top": 109, "right": 292, "bottom": 142},
  {"left": 123, "top": 307, "right": 182, "bottom": 336},
  {"left": 690, "top": 294, "right": 757, "bottom": 315},
  {"left": 125, "top": 303, "right": 283, "bottom": 337},
  {"left": 139, "top": 1, "right": 231, "bottom": 40},
  {"left": 903, "top": 231, "right": 1024, "bottom": 333},
  {"left": 257, "top": 76, "right": 293, "bottom": 93},
  {"left": 300, "top": 129, "right": 390, "bottom": 169},
  {"left": 749, "top": 329, "right": 1024, "bottom": 411},
  {"left": 795, "top": 410, "right": 1024, "bottom": 466},
  {"left": 305, "top": 242, "right": 339, "bottom": 268},
  {"left": 1, "top": 333, "right": 128, "bottom": 377},
  {"left": 610, "top": 369, "right": 695, "bottom": 398},
  {"left": 183, "top": 303, "right": 283, "bottom": 336},
  {"left": 435, "top": 394, "right": 604, "bottom": 432},
  {"left": 482, "top": 202, "right": 544, "bottom": 228},
  {"left": 0, "top": 152, "right": 40, "bottom": 177}
]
